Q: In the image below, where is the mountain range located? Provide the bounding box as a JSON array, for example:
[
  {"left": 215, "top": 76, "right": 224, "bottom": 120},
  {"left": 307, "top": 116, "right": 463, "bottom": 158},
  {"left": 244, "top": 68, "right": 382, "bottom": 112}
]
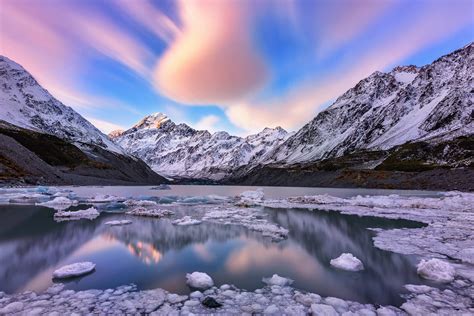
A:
[{"left": 0, "top": 43, "right": 472, "bottom": 189}]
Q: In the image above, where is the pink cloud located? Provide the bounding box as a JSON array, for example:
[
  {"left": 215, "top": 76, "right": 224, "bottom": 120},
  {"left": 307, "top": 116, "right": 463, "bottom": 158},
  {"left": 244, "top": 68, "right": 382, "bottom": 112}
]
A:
[
  {"left": 154, "top": 0, "right": 269, "bottom": 105},
  {"left": 225, "top": 1, "right": 474, "bottom": 133}
]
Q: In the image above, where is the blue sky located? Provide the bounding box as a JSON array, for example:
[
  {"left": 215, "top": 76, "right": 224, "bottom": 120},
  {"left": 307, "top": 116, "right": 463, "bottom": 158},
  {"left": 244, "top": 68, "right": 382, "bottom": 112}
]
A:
[{"left": 1, "top": 0, "right": 473, "bottom": 135}]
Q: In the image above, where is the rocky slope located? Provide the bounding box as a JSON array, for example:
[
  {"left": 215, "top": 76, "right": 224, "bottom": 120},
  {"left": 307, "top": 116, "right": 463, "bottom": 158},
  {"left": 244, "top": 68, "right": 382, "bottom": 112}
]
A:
[
  {"left": 0, "top": 55, "right": 124, "bottom": 154},
  {"left": 267, "top": 43, "right": 473, "bottom": 164},
  {"left": 0, "top": 56, "right": 166, "bottom": 185},
  {"left": 111, "top": 113, "right": 290, "bottom": 180}
]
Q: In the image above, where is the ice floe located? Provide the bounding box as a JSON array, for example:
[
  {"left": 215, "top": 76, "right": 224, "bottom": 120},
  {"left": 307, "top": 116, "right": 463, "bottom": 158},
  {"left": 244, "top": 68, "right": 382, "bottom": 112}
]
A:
[
  {"left": 202, "top": 206, "right": 288, "bottom": 241},
  {"left": 125, "top": 207, "right": 174, "bottom": 217},
  {"left": 53, "top": 207, "right": 100, "bottom": 221},
  {"left": 236, "top": 189, "right": 264, "bottom": 206},
  {"left": 262, "top": 274, "right": 293, "bottom": 286},
  {"left": 150, "top": 184, "right": 171, "bottom": 190},
  {"left": 330, "top": 253, "right": 364, "bottom": 271},
  {"left": 52, "top": 262, "right": 96, "bottom": 279},
  {"left": 105, "top": 220, "right": 132, "bottom": 226},
  {"left": 2, "top": 271, "right": 471, "bottom": 315},
  {"left": 172, "top": 216, "right": 202, "bottom": 226},
  {"left": 186, "top": 272, "right": 214, "bottom": 290},
  {"left": 123, "top": 199, "right": 158, "bottom": 207},
  {"left": 87, "top": 194, "right": 123, "bottom": 203},
  {"left": 417, "top": 258, "right": 456, "bottom": 283},
  {"left": 37, "top": 196, "right": 78, "bottom": 211}
]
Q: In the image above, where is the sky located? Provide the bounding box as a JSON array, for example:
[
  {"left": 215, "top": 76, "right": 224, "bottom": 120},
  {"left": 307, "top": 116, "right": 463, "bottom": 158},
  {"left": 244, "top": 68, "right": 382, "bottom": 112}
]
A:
[{"left": 1, "top": 0, "right": 473, "bottom": 135}]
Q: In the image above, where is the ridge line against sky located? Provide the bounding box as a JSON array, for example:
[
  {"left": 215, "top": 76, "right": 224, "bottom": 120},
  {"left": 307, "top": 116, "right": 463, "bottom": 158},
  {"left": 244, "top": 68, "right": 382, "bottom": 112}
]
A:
[{"left": 1, "top": 0, "right": 473, "bottom": 135}]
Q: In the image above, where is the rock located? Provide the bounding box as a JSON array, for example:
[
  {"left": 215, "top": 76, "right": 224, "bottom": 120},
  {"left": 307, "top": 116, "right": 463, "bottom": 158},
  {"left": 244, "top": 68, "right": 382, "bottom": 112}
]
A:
[
  {"left": 52, "top": 262, "right": 96, "bottom": 279},
  {"left": 416, "top": 258, "right": 455, "bottom": 283},
  {"left": 186, "top": 272, "right": 214, "bottom": 290},
  {"left": 201, "top": 296, "right": 222, "bottom": 309},
  {"left": 311, "top": 303, "right": 338, "bottom": 316},
  {"left": 262, "top": 274, "right": 293, "bottom": 286},
  {"left": 330, "top": 253, "right": 364, "bottom": 271}
]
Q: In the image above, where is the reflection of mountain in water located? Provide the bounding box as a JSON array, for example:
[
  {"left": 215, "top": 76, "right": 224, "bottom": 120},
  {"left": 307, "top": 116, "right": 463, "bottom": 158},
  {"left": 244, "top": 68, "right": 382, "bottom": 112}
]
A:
[
  {"left": 105, "top": 217, "right": 257, "bottom": 256},
  {"left": 266, "top": 207, "right": 427, "bottom": 305},
  {"left": 0, "top": 205, "right": 103, "bottom": 293}
]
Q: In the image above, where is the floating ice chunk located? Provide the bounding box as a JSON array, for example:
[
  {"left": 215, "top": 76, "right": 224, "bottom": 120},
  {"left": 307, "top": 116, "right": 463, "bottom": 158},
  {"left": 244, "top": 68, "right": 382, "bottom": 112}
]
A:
[
  {"left": 105, "top": 220, "right": 132, "bottom": 226},
  {"left": 330, "top": 253, "right": 364, "bottom": 271},
  {"left": 172, "top": 216, "right": 202, "bottom": 226},
  {"left": 236, "top": 189, "right": 264, "bottom": 206},
  {"left": 404, "top": 284, "right": 433, "bottom": 294},
  {"left": 37, "top": 197, "right": 77, "bottom": 211},
  {"left": 52, "top": 262, "right": 96, "bottom": 279},
  {"left": 416, "top": 258, "right": 455, "bottom": 283},
  {"left": 123, "top": 199, "right": 158, "bottom": 207},
  {"left": 54, "top": 207, "right": 100, "bottom": 221},
  {"left": 150, "top": 184, "right": 171, "bottom": 190},
  {"left": 262, "top": 274, "right": 293, "bottom": 286},
  {"left": 126, "top": 207, "right": 174, "bottom": 217},
  {"left": 186, "top": 272, "right": 214, "bottom": 290},
  {"left": 87, "top": 194, "right": 123, "bottom": 203}
]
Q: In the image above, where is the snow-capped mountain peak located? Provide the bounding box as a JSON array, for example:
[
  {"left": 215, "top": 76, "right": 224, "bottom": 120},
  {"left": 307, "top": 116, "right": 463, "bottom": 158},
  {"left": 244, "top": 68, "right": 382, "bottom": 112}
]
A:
[
  {"left": 133, "top": 112, "right": 170, "bottom": 130},
  {"left": 113, "top": 115, "right": 290, "bottom": 180},
  {"left": 0, "top": 55, "right": 124, "bottom": 154}
]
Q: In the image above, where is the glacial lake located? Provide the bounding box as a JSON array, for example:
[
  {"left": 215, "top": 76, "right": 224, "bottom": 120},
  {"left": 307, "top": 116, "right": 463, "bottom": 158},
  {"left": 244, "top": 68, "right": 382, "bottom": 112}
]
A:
[{"left": 0, "top": 185, "right": 442, "bottom": 306}]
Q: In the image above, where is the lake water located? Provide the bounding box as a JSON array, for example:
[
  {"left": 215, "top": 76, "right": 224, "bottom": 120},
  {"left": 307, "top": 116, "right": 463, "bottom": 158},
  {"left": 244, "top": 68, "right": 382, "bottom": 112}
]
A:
[{"left": 0, "top": 185, "right": 441, "bottom": 306}]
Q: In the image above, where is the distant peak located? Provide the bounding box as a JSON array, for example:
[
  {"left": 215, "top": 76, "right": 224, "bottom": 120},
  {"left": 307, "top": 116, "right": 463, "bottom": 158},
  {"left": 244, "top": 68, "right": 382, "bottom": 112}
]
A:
[
  {"left": 133, "top": 113, "right": 170, "bottom": 130},
  {"left": 108, "top": 129, "right": 124, "bottom": 139}
]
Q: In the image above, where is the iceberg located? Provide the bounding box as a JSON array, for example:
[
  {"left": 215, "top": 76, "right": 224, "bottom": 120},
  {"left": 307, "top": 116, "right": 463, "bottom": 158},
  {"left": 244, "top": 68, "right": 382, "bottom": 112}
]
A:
[
  {"left": 416, "top": 258, "right": 455, "bottom": 283},
  {"left": 126, "top": 207, "right": 174, "bottom": 218},
  {"left": 37, "top": 197, "right": 77, "bottom": 211},
  {"left": 105, "top": 220, "right": 132, "bottom": 226},
  {"left": 186, "top": 272, "right": 214, "bottom": 290},
  {"left": 262, "top": 274, "right": 293, "bottom": 286},
  {"left": 330, "top": 253, "right": 364, "bottom": 271},
  {"left": 54, "top": 207, "right": 100, "bottom": 221},
  {"left": 52, "top": 262, "right": 96, "bottom": 279},
  {"left": 172, "top": 216, "right": 202, "bottom": 226}
]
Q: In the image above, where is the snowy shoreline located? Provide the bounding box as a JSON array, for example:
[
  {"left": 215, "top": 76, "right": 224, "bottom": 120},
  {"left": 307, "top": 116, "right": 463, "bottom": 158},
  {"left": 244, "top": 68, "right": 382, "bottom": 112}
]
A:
[{"left": 0, "top": 188, "right": 472, "bottom": 314}]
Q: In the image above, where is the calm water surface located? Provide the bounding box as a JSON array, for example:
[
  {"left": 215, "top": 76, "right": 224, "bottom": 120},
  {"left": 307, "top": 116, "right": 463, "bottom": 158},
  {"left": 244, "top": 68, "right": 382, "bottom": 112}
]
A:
[{"left": 0, "top": 185, "right": 441, "bottom": 306}]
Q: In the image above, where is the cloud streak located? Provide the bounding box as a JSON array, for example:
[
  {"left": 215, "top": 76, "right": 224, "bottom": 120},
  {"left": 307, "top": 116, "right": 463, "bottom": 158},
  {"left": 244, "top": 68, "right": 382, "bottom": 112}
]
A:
[{"left": 154, "top": 0, "right": 269, "bottom": 105}]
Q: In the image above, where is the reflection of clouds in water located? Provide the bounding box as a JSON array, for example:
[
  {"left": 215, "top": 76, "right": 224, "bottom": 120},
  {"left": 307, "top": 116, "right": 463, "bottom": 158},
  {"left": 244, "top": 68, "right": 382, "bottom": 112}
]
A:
[
  {"left": 224, "top": 239, "right": 322, "bottom": 281},
  {"left": 193, "top": 243, "right": 215, "bottom": 262}
]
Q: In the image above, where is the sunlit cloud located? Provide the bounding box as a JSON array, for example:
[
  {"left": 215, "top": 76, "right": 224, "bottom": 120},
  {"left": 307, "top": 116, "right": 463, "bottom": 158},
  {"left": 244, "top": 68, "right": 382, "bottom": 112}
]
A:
[
  {"left": 86, "top": 117, "right": 126, "bottom": 134},
  {"left": 194, "top": 115, "right": 220, "bottom": 132},
  {"left": 154, "top": 0, "right": 269, "bottom": 105}
]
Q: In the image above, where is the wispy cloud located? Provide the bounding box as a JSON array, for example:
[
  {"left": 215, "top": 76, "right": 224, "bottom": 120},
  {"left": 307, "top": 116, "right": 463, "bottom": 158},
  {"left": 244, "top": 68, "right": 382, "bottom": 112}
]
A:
[{"left": 86, "top": 117, "right": 126, "bottom": 134}]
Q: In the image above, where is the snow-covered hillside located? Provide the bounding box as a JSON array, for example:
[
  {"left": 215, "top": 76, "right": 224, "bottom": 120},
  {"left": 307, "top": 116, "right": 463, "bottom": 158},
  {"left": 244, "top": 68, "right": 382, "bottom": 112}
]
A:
[
  {"left": 268, "top": 43, "right": 474, "bottom": 164},
  {"left": 111, "top": 113, "right": 290, "bottom": 180},
  {"left": 0, "top": 56, "right": 124, "bottom": 154}
]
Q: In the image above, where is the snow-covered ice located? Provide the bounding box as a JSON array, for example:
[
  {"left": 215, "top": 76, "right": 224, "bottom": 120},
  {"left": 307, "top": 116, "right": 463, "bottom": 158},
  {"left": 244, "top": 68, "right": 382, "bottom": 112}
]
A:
[
  {"left": 186, "top": 272, "right": 214, "bottom": 290},
  {"left": 105, "top": 220, "right": 132, "bottom": 226},
  {"left": 416, "top": 258, "right": 456, "bottom": 283},
  {"left": 37, "top": 197, "right": 77, "bottom": 211},
  {"left": 236, "top": 189, "right": 264, "bottom": 206},
  {"left": 53, "top": 207, "right": 100, "bottom": 221},
  {"left": 123, "top": 199, "right": 158, "bottom": 207},
  {"left": 126, "top": 207, "right": 174, "bottom": 218},
  {"left": 330, "top": 253, "right": 364, "bottom": 271},
  {"left": 262, "top": 274, "right": 293, "bottom": 286},
  {"left": 172, "top": 216, "right": 202, "bottom": 226},
  {"left": 52, "top": 262, "right": 96, "bottom": 279}
]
